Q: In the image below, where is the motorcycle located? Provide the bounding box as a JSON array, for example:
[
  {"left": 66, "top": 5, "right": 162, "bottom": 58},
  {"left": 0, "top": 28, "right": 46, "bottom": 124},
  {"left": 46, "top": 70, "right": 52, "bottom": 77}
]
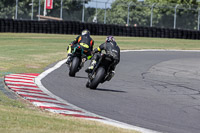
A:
[
  {"left": 86, "top": 53, "right": 115, "bottom": 89},
  {"left": 67, "top": 44, "right": 87, "bottom": 77}
]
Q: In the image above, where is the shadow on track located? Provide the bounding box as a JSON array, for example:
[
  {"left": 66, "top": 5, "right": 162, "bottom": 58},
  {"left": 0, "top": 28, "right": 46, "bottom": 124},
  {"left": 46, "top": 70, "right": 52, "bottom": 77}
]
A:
[
  {"left": 74, "top": 75, "right": 126, "bottom": 93},
  {"left": 95, "top": 88, "right": 127, "bottom": 93},
  {"left": 75, "top": 76, "right": 88, "bottom": 79}
]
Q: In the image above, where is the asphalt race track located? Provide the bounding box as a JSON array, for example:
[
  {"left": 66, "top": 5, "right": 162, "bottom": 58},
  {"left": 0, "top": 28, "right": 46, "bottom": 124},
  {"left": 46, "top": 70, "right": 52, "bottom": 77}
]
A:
[{"left": 41, "top": 51, "right": 200, "bottom": 133}]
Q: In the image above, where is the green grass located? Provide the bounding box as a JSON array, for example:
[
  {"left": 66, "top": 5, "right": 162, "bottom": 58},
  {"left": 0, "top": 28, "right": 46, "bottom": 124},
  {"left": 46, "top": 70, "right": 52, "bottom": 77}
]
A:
[
  {"left": 0, "top": 33, "right": 200, "bottom": 133},
  {"left": 0, "top": 33, "right": 200, "bottom": 75},
  {"left": 0, "top": 91, "right": 137, "bottom": 133},
  {"left": 116, "top": 37, "right": 200, "bottom": 50},
  {"left": 0, "top": 33, "right": 68, "bottom": 74}
]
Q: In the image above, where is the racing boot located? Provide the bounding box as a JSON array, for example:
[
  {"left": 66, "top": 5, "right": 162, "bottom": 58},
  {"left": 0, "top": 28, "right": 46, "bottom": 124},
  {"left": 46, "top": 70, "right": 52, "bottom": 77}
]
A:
[
  {"left": 66, "top": 53, "right": 72, "bottom": 65},
  {"left": 106, "top": 70, "right": 115, "bottom": 81},
  {"left": 80, "top": 57, "right": 87, "bottom": 67},
  {"left": 85, "top": 60, "right": 96, "bottom": 73}
]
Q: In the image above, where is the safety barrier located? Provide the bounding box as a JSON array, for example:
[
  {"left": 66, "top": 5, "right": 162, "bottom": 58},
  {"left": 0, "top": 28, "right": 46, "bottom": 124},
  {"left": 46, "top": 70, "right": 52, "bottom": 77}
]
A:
[{"left": 0, "top": 19, "right": 200, "bottom": 39}]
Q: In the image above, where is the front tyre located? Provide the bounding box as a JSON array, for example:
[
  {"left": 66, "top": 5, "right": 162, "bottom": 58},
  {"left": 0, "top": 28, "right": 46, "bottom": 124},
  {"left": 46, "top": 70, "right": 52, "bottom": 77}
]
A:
[
  {"left": 69, "top": 57, "right": 80, "bottom": 77},
  {"left": 90, "top": 67, "right": 105, "bottom": 89}
]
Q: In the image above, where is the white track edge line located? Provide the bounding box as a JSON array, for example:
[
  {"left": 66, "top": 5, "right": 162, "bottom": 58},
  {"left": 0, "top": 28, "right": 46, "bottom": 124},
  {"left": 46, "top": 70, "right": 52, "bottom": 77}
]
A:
[
  {"left": 5, "top": 81, "right": 35, "bottom": 85},
  {"left": 6, "top": 74, "right": 37, "bottom": 78},
  {"left": 5, "top": 78, "right": 34, "bottom": 82},
  {"left": 34, "top": 50, "right": 163, "bottom": 133},
  {"left": 6, "top": 85, "right": 41, "bottom": 90},
  {"left": 121, "top": 49, "right": 200, "bottom": 52}
]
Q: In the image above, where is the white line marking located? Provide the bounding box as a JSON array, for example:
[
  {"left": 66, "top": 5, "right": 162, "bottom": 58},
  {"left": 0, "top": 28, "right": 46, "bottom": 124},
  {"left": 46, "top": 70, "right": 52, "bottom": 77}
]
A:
[
  {"left": 5, "top": 76, "right": 35, "bottom": 80},
  {"left": 6, "top": 85, "right": 40, "bottom": 90},
  {"left": 5, "top": 78, "right": 34, "bottom": 82},
  {"left": 6, "top": 74, "right": 38, "bottom": 78},
  {"left": 25, "top": 97, "right": 64, "bottom": 103},
  {"left": 32, "top": 102, "right": 69, "bottom": 108},
  {"left": 45, "top": 109, "right": 85, "bottom": 115},
  {"left": 121, "top": 49, "right": 200, "bottom": 52},
  {"left": 5, "top": 81, "right": 35, "bottom": 86},
  {"left": 16, "top": 91, "right": 48, "bottom": 97},
  {"left": 13, "top": 90, "right": 47, "bottom": 95}
]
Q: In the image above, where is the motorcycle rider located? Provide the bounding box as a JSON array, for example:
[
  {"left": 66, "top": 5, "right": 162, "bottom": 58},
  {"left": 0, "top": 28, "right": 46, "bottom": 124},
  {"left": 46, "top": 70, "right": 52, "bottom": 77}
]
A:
[
  {"left": 66, "top": 29, "right": 94, "bottom": 64},
  {"left": 85, "top": 36, "right": 120, "bottom": 81}
]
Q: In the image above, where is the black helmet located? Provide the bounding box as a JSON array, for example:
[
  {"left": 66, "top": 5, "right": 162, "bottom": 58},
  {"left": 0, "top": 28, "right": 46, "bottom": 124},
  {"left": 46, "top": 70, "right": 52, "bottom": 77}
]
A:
[
  {"left": 106, "top": 36, "right": 115, "bottom": 42},
  {"left": 81, "top": 29, "right": 90, "bottom": 36}
]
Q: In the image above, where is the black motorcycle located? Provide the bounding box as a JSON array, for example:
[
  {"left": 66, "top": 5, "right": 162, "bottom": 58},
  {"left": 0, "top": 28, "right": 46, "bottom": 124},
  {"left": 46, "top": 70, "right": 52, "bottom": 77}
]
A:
[
  {"left": 68, "top": 44, "right": 87, "bottom": 77},
  {"left": 86, "top": 53, "right": 115, "bottom": 89}
]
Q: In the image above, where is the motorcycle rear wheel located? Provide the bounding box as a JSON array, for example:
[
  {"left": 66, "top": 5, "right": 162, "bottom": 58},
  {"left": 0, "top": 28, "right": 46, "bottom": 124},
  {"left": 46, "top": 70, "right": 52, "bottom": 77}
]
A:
[
  {"left": 69, "top": 57, "right": 80, "bottom": 77},
  {"left": 89, "top": 67, "right": 105, "bottom": 89}
]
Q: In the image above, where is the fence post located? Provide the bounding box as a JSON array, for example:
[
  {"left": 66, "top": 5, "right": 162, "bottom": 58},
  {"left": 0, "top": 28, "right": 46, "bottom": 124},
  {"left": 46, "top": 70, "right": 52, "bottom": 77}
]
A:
[
  {"left": 104, "top": 0, "right": 111, "bottom": 24},
  {"left": 44, "top": 0, "right": 47, "bottom": 16},
  {"left": 150, "top": 3, "right": 156, "bottom": 27},
  {"left": 82, "top": 0, "right": 85, "bottom": 22},
  {"left": 15, "top": 0, "right": 18, "bottom": 19},
  {"left": 104, "top": 2, "right": 107, "bottom": 24},
  {"left": 31, "top": 0, "right": 34, "bottom": 20},
  {"left": 127, "top": 2, "right": 132, "bottom": 26},
  {"left": 198, "top": 8, "right": 200, "bottom": 30},
  {"left": 95, "top": 0, "right": 98, "bottom": 23},
  {"left": 174, "top": 4, "right": 179, "bottom": 29},
  {"left": 60, "top": 0, "right": 63, "bottom": 19},
  {"left": 38, "top": 0, "right": 41, "bottom": 20}
]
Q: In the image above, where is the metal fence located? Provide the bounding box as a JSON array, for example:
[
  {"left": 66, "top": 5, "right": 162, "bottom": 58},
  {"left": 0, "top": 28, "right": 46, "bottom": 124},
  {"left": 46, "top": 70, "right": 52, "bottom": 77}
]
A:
[{"left": 0, "top": 0, "right": 200, "bottom": 30}]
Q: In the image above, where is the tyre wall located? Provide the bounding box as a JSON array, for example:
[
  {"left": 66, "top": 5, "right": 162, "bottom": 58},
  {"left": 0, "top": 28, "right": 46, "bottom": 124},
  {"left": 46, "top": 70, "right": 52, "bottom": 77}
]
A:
[{"left": 0, "top": 19, "right": 200, "bottom": 40}]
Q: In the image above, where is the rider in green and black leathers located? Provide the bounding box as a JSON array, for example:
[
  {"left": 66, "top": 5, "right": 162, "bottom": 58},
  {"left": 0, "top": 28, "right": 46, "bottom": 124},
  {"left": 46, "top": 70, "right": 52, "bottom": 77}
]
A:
[
  {"left": 66, "top": 30, "right": 94, "bottom": 64},
  {"left": 85, "top": 36, "right": 120, "bottom": 81}
]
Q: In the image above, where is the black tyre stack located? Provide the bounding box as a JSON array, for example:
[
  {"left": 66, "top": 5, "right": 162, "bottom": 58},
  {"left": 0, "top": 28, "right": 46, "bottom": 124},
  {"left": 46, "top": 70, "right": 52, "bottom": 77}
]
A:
[{"left": 0, "top": 19, "right": 200, "bottom": 40}]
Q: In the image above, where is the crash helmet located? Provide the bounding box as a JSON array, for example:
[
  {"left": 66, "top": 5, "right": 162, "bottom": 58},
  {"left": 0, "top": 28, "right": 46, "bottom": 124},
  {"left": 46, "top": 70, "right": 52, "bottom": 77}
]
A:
[
  {"left": 81, "top": 29, "right": 90, "bottom": 36},
  {"left": 106, "top": 36, "right": 115, "bottom": 42}
]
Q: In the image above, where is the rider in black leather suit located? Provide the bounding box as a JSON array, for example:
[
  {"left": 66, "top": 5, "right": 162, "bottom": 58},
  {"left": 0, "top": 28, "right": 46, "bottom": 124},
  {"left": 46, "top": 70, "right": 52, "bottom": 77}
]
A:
[{"left": 85, "top": 36, "right": 120, "bottom": 81}]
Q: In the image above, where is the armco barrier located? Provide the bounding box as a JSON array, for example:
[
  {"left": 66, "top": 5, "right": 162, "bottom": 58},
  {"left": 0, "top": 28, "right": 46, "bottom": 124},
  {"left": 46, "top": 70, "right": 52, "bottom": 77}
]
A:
[{"left": 0, "top": 19, "right": 200, "bottom": 40}]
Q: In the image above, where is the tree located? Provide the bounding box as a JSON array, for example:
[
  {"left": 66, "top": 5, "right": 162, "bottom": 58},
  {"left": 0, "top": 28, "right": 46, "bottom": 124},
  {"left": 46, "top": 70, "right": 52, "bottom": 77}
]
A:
[
  {"left": 45, "top": 0, "right": 83, "bottom": 20},
  {"left": 148, "top": 0, "right": 200, "bottom": 29},
  {"left": 96, "top": 0, "right": 151, "bottom": 26},
  {"left": 0, "top": 0, "right": 17, "bottom": 19},
  {"left": 99, "top": 0, "right": 200, "bottom": 29},
  {"left": 0, "top": 0, "right": 91, "bottom": 21}
]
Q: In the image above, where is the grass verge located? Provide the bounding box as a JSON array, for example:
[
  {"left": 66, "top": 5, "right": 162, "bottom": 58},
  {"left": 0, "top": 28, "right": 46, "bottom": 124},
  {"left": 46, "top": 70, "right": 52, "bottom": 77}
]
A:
[
  {"left": 0, "top": 33, "right": 200, "bottom": 133},
  {"left": 0, "top": 33, "right": 200, "bottom": 74},
  {"left": 0, "top": 91, "right": 136, "bottom": 133}
]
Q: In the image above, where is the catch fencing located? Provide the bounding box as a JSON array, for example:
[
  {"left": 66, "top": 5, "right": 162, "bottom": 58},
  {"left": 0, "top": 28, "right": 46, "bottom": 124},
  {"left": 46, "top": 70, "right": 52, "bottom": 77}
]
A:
[{"left": 1, "top": 0, "right": 200, "bottom": 31}]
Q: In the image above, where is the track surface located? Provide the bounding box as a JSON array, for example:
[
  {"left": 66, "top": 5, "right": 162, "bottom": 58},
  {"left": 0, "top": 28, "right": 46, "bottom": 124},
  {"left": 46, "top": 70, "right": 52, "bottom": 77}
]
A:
[{"left": 41, "top": 51, "right": 200, "bottom": 133}]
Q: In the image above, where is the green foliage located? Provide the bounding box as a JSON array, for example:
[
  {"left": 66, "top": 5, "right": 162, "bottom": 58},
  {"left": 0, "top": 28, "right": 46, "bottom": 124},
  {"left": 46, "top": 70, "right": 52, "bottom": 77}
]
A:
[
  {"left": 148, "top": 0, "right": 199, "bottom": 5},
  {"left": 147, "top": 0, "right": 200, "bottom": 29},
  {"left": 108, "top": 0, "right": 129, "bottom": 25},
  {"left": 94, "top": 0, "right": 200, "bottom": 29},
  {"left": 0, "top": 0, "right": 16, "bottom": 19},
  {"left": 0, "top": 0, "right": 91, "bottom": 20},
  {"left": 46, "top": 0, "right": 83, "bottom": 20},
  {"left": 85, "top": 7, "right": 96, "bottom": 22},
  {"left": 96, "top": 0, "right": 151, "bottom": 26}
]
